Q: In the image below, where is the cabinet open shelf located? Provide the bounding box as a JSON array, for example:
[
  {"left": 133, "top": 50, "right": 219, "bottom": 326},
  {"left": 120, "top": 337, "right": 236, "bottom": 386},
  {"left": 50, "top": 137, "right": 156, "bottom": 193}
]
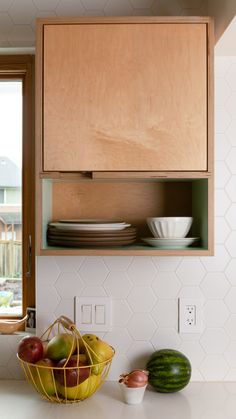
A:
[{"left": 37, "top": 176, "right": 213, "bottom": 256}]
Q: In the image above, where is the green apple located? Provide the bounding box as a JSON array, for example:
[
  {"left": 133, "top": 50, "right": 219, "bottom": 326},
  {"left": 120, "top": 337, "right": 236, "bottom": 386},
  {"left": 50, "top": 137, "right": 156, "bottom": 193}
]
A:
[
  {"left": 82, "top": 334, "right": 114, "bottom": 374},
  {"left": 30, "top": 358, "right": 56, "bottom": 397},
  {"left": 57, "top": 374, "right": 101, "bottom": 401},
  {"left": 46, "top": 333, "right": 76, "bottom": 362}
]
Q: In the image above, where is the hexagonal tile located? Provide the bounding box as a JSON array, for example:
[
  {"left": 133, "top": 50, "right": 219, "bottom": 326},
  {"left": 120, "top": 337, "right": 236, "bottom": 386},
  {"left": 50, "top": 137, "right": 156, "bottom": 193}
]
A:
[
  {"left": 127, "top": 257, "right": 157, "bottom": 285},
  {"left": 55, "top": 256, "right": 85, "bottom": 272},
  {"left": 215, "top": 217, "right": 230, "bottom": 244},
  {"left": 199, "top": 355, "right": 229, "bottom": 380},
  {"left": 226, "top": 148, "right": 236, "bottom": 174},
  {"left": 200, "top": 329, "right": 229, "bottom": 354},
  {"left": 225, "top": 204, "right": 236, "bottom": 230},
  {"left": 104, "top": 0, "right": 133, "bottom": 16},
  {"left": 104, "top": 272, "right": 132, "bottom": 298},
  {"left": 215, "top": 108, "right": 231, "bottom": 133},
  {"left": 200, "top": 273, "right": 229, "bottom": 299},
  {"left": 37, "top": 285, "right": 60, "bottom": 315},
  {"left": 0, "top": 12, "right": 14, "bottom": 37},
  {"left": 31, "top": 11, "right": 57, "bottom": 29},
  {"left": 54, "top": 297, "right": 75, "bottom": 320},
  {"left": 36, "top": 311, "right": 56, "bottom": 336},
  {"left": 152, "top": 272, "right": 181, "bottom": 299},
  {"left": 178, "top": 341, "right": 205, "bottom": 367},
  {"left": 225, "top": 342, "right": 236, "bottom": 368},
  {"left": 225, "top": 315, "right": 236, "bottom": 339},
  {"left": 103, "top": 256, "right": 133, "bottom": 271},
  {"left": 0, "top": 1, "right": 14, "bottom": 11},
  {"left": 201, "top": 245, "right": 230, "bottom": 272},
  {"left": 178, "top": 286, "right": 204, "bottom": 300},
  {"left": 215, "top": 78, "right": 231, "bottom": 108},
  {"left": 108, "top": 354, "right": 131, "bottom": 381},
  {"left": 127, "top": 287, "right": 156, "bottom": 312},
  {"left": 83, "top": 10, "right": 105, "bottom": 16},
  {"left": 112, "top": 300, "right": 132, "bottom": 327},
  {"left": 104, "top": 327, "right": 132, "bottom": 355},
  {"left": 127, "top": 341, "right": 154, "bottom": 370},
  {"left": 215, "top": 189, "right": 231, "bottom": 216},
  {"left": 56, "top": 0, "right": 85, "bottom": 16},
  {"left": 151, "top": 328, "right": 181, "bottom": 350},
  {"left": 226, "top": 93, "right": 236, "bottom": 119},
  {"left": 33, "top": 0, "right": 60, "bottom": 11},
  {"left": 7, "top": 24, "right": 35, "bottom": 47},
  {"left": 215, "top": 133, "right": 231, "bottom": 161},
  {"left": 226, "top": 232, "right": 236, "bottom": 257},
  {"left": 226, "top": 120, "right": 236, "bottom": 147},
  {"left": 152, "top": 256, "right": 182, "bottom": 271},
  {"left": 152, "top": 0, "right": 181, "bottom": 15},
  {"left": 0, "top": 367, "right": 12, "bottom": 380},
  {"left": 204, "top": 301, "right": 229, "bottom": 327},
  {"left": 55, "top": 272, "right": 84, "bottom": 298},
  {"left": 37, "top": 256, "right": 60, "bottom": 285},
  {"left": 81, "top": 0, "right": 108, "bottom": 9},
  {"left": 130, "top": 0, "right": 153, "bottom": 8},
  {"left": 176, "top": 258, "right": 205, "bottom": 286},
  {"left": 0, "top": 337, "right": 12, "bottom": 365},
  {"left": 215, "top": 161, "right": 231, "bottom": 188},
  {"left": 225, "top": 176, "right": 236, "bottom": 202},
  {"left": 132, "top": 7, "right": 153, "bottom": 15},
  {"left": 178, "top": 0, "right": 203, "bottom": 8},
  {"left": 225, "top": 288, "right": 236, "bottom": 313},
  {"left": 9, "top": 0, "right": 38, "bottom": 24},
  {"left": 225, "top": 62, "right": 236, "bottom": 90},
  {"left": 151, "top": 299, "right": 178, "bottom": 328},
  {"left": 225, "top": 259, "right": 236, "bottom": 286},
  {"left": 127, "top": 313, "right": 156, "bottom": 340},
  {"left": 81, "top": 286, "right": 107, "bottom": 296},
  {"left": 79, "top": 257, "right": 108, "bottom": 285}
]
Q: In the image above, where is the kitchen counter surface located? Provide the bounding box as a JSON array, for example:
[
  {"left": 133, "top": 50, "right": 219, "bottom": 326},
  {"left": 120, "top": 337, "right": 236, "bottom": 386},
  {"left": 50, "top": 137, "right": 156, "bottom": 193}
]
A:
[{"left": 1, "top": 380, "right": 236, "bottom": 419}]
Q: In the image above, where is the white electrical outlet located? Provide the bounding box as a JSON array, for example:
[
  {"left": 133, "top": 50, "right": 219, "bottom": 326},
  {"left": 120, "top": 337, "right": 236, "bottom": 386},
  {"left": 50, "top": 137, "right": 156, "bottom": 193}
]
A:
[
  {"left": 75, "top": 297, "right": 112, "bottom": 332},
  {"left": 178, "top": 298, "right": 203, "bottom": 333}
]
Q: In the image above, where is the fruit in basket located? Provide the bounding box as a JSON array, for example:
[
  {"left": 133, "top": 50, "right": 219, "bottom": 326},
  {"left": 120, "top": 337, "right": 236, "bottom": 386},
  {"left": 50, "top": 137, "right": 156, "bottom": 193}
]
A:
[
  {"left": 30, "top": 358, "right": 56, "bottom": 396},
  {"left": 146, "top": 349, "right": 191, "bottom": 393},
  {"left": 46, "top": 333, "right": 76, "bottom": 362},
  {"left": 55, "top": 354, "right": 90, "bottom": 387},
  {"left": 83, "top": 334, "right": 113, "bottom": 374},
  {"left": 18, "top": 336, "right": 44, "bottom": 363},
  {"left": 57, "top": 374, "right": 101, "bottom": 400}
]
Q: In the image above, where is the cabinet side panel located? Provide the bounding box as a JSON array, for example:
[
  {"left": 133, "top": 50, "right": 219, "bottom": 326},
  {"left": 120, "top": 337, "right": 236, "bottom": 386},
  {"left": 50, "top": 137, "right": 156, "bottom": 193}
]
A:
[{"left": 43, "top": 23, "right": 207, "bottom": 171}]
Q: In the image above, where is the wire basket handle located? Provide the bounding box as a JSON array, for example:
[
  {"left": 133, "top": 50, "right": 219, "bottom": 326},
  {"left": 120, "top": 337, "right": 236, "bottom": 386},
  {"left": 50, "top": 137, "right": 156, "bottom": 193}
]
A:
[{"left": 58, "top": 315, "right": 75, "bottom": 331}]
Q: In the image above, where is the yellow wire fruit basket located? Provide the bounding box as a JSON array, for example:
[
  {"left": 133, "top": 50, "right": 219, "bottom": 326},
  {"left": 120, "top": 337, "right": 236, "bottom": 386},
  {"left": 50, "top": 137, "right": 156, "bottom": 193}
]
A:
[{"left": 17, "top": 316, "right": 114, "bottom": 404}]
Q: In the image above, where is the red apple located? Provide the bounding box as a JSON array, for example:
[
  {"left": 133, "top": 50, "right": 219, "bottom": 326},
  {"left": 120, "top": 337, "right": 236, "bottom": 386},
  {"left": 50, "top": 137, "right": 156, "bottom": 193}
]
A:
[
  {"left": 55, "top": 355, "right": 90, "bottom": 387},
  {"left": 18, "top": 336, "right": 44, "bottom": 363}
]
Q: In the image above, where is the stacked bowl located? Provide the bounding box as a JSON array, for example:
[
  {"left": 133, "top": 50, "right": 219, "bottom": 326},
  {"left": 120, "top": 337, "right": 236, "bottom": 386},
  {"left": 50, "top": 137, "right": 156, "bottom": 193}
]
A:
[{"left": 143, "top": 217, "right": 199, "bottom": 249}]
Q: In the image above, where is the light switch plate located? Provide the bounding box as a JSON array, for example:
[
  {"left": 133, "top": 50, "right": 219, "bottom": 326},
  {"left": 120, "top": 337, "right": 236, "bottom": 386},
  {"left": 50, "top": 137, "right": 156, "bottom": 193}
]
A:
[{"left": 75, "top": 297, "right": 112, "bottom": 332}]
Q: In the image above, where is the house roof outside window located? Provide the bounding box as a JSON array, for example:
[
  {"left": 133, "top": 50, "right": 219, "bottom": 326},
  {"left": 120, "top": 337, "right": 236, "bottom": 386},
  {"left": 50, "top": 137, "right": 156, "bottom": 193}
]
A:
[{"left": 0, "top": 157, "right": 21, "bottom": 188}]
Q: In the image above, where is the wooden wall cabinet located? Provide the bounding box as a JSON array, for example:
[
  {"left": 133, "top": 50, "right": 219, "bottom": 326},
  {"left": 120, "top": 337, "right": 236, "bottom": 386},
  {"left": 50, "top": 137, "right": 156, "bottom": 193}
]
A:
[{"left": 36, "top": 17, "right": 214, "bottom": 256}]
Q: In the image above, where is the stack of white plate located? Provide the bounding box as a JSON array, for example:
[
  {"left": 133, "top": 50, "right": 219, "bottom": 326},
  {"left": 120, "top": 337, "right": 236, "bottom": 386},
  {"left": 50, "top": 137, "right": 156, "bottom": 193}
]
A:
[{"left": 47, "top": 219, "right": 137, "bottom": 247}]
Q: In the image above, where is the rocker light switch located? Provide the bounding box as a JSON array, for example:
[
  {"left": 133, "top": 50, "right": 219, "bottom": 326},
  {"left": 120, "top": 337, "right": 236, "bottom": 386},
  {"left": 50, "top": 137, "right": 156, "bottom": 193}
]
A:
[
  {"left": 75, "top": 297, "right": 112, "bottom": 332},
  {"left": 81, "top": 304, "right": 92, "bottom": 324},
  {"left": 95, "top": 305, "right": 105, "bottom": 324}
]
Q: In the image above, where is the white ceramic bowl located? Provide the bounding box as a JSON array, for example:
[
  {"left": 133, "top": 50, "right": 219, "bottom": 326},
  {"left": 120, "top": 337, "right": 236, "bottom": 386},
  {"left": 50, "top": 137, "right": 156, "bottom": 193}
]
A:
[{"left": 147, "top": 217, "right": 193, "bottom": 238}]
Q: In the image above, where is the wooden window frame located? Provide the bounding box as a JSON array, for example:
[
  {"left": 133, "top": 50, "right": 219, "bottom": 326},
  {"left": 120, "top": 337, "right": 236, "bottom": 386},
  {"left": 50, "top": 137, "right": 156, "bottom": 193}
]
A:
[{"left": 0, "top": 55, "right": 35, "bottom": 319}]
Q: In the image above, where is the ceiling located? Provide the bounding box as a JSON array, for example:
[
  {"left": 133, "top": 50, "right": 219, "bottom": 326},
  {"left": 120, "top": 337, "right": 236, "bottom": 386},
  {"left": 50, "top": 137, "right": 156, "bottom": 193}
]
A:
[{"left": 0, "top": 0, "right": 208, "bottom": 47}]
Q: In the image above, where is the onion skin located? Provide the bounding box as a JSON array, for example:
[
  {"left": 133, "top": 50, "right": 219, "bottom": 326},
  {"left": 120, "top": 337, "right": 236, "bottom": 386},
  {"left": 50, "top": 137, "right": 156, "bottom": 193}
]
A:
[{"left": 119, "top": 369, "right": 149, "bottom": 388}]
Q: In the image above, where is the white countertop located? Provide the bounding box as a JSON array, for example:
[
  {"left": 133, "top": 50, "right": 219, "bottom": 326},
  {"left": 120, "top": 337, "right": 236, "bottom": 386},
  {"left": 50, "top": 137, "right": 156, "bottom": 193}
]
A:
[{"left": 1, "top": 380, "right": 236, "bottom": 419}]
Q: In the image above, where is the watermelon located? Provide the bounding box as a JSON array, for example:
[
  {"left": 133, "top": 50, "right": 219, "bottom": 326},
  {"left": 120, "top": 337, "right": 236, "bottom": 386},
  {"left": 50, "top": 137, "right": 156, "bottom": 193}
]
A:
[{"left": 146, "top": 349, "right": 191, "bottom": 393}]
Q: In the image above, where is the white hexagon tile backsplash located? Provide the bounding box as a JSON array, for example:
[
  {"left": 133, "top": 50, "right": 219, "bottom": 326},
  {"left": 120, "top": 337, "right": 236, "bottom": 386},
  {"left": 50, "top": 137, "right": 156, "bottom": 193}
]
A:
[{"left": 1, "top": 2, "right": 236, "bottom": 382}]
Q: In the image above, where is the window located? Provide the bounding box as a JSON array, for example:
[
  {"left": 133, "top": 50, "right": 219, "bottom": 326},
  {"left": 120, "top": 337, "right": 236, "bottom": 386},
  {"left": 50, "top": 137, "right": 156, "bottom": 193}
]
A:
[{"left": 0, "top": 56, "right": 35, "bottom": 318}]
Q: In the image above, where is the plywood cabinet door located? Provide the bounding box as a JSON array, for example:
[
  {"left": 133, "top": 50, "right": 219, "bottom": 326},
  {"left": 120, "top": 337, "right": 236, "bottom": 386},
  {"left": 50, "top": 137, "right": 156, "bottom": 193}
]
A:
[{"left": 42, "top": 21, "right": 208, "bottom": 172}]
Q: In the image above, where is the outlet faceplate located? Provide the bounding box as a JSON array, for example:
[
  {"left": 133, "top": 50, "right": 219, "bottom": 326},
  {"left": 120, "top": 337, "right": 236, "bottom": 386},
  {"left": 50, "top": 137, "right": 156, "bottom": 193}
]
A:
[{"left": 178, "top": 298, "right": 202, "bottom": 334}]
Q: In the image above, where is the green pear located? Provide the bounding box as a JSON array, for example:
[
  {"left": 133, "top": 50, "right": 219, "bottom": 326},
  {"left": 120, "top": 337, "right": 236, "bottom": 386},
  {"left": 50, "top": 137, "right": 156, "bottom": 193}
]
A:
[{"left": 46, "top": 333, "right": 76, "bottom": 362}]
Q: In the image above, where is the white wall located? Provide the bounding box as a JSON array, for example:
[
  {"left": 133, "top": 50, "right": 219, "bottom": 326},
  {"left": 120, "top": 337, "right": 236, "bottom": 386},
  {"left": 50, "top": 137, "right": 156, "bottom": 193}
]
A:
[{"left": 208, "top": 0, "right": 236, "bottom": 42}]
